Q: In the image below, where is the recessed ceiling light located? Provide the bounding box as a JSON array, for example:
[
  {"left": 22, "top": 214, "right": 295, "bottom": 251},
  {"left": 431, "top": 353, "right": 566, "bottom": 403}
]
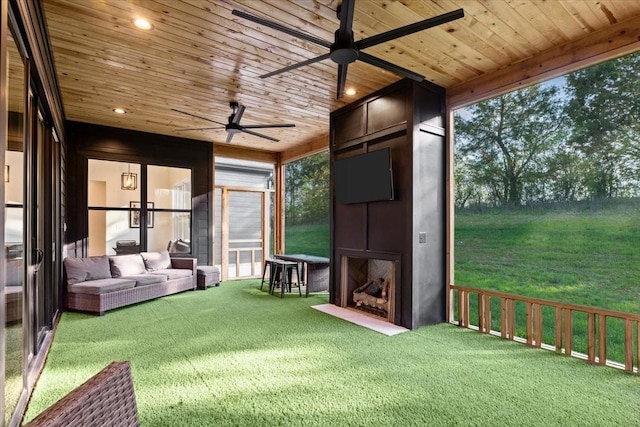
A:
[
  {"left": 113, "top": 108, "right": 127, "bottom": 114},
  {"left": 345, "top": 88, "right": 357, "bottom": 96},
  {"left": 133, "top": 18, "right": 153, "bottom": 30}
]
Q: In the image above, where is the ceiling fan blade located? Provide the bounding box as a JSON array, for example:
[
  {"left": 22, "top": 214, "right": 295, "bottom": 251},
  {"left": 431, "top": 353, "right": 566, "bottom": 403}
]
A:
[
  {"left": 336, "top": 63, "right": 349, "bottom": 99},
  {"left": 175, "top": 126, "right": 224, "bottom": 131},
  {"left": 240, "top": 128, "right": 280, "bottom": 142},
  {"left": 232, "top": 9, "right": 332, "bottom": 49},
  {"left": 337, "top": 0, "right": 356, "bottom": 35},
  {"left": 356, "top": 9, "right": 464, "bottom": 50},
  {"left": 358, "top": 52, "right": 424, "bottom": 82},
  {"left": 231, "top": 104, "right": 245, "bottom": 125},
  {"left": 241, "top": 123, "right": 295, "bottom": 129},
  {"left": 171, "top": 108, "right": 226, "bottom": 126},
  {"left": 261, "top": 53, "right": 331, "bottom": 79},
  {"left": 225, "top": 132, "right": 235, "bottom": 143}
]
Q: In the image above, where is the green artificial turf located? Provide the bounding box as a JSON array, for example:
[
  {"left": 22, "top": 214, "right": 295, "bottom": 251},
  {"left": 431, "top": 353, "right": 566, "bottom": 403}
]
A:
[{"left": 24, "top": 280, "right": 640, "bottom": 426}]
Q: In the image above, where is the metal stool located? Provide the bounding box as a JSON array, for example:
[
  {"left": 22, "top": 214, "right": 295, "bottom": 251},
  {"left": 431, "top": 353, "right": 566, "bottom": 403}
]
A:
[
  {"left": 261, "top": 259, "right": 277, "bottom": 291},
  {"left": 270, "top": 260, "right": 301, "bottom": 298}
]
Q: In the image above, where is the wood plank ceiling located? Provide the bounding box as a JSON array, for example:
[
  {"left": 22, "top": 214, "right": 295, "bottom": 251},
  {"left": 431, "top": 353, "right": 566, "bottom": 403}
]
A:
[{"left": 41, "top": 0, "right": 640, "bottom": 159}]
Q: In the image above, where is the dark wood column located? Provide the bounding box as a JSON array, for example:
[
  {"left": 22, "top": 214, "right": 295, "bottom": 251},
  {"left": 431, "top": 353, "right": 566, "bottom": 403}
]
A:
[{"left": 330, "top": 78, "right": 447, "bottom": 330}]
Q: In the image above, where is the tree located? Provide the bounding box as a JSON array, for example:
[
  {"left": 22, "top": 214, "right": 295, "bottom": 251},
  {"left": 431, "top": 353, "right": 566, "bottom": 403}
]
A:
[
  {"left": 285, "top": 151, "right": 330, "bottom": 224},
  {"left": 565, "top": 53, "right": 640, "bottom": 198},
  {"left": 455, "top": 85, "right": 566, "bottom": 207}
]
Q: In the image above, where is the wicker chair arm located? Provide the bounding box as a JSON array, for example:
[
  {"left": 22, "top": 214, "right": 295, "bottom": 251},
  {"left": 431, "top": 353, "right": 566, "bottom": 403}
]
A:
[{"left": 23, "top": 361, "right": 139, "bottom": 427}]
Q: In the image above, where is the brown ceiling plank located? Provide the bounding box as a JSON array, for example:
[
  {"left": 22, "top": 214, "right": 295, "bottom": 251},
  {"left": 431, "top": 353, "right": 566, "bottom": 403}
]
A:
[
  {"left": 280, "top": 133, "right": 329, "bottom": 164},
  {"left": 214, "top": 142, "right": 278, "bottom": 163},
  {"left": 448, "top": 14, "right": 640, "bottom": 109},
  {"left": 357, "top": 1, "right": 496, "bottom": 81}
]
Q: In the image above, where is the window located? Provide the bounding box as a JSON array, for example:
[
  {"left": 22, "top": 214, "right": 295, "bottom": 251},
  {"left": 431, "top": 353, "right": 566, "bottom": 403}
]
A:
[
  {"left": 87, "top": 161, "right": 192, "bottom": 255},
  {"left": 147, "top": 165, "right": 191, "bottom": 254},
  {"left": 172, "top": 180, "right": 191, "bottom": 241}
]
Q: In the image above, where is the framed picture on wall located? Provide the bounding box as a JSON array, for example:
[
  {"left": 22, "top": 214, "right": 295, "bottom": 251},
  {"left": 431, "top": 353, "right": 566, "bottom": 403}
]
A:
[{"left": 130, "top": 201, "right": 154, "bottom": 228}]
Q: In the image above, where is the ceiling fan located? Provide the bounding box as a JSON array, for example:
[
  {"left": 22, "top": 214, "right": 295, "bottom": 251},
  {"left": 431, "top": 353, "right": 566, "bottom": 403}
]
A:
[
  {"left": 172, "top": 102, "right": 295, "bottom": 143},
  {"left": 232, "top": 1, "right": 464, "bottom": 99}
]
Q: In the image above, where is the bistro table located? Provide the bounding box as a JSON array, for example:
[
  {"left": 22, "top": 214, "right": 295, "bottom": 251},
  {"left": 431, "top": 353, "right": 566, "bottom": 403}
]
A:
[{"left": 273, "top": 254, "right": 330, "bottom": 297}]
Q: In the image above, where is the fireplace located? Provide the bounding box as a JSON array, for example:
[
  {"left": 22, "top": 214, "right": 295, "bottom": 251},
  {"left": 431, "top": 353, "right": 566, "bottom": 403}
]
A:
[
  {"left": 330, "top": 79, "right": 447, "bottom": 330},
  {"left": 338, "top": 251, "right": 400, "bottom": 324}
]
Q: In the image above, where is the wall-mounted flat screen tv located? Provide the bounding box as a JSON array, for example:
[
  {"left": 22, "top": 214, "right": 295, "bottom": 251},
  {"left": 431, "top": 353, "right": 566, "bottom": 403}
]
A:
[{"left": 334, "top": 147, "right": 394, "bottom": 204}]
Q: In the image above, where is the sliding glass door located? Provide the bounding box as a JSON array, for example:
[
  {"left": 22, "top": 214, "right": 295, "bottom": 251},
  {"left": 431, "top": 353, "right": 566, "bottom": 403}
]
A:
[{"left": 4, "top": 29, "right": 26, "bottom": 427}]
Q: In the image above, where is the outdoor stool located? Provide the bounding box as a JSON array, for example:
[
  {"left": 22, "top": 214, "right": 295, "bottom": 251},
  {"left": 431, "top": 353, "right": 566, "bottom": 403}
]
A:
[
  {"left": 196, "top": 266, "right": 221, "bottom": 290},
  {"left": 261, "top": 259, "right": 277, "bottom": 291},
  {"left": 270, "top": 260, "right": 301, "bottom": 298}
]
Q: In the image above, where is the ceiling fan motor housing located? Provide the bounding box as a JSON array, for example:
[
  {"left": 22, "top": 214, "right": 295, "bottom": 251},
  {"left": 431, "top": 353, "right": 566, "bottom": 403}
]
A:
[{"left": 330, "top": 30, "right": 358, "bottom": 64}]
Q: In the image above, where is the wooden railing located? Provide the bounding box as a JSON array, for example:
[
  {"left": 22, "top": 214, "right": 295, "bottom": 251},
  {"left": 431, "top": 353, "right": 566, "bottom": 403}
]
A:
[
  {"left": 450, "top": 285, "right": 639, "bottom": 375},
  {"left": 228, "top": 239, "right": 263, "bottom": 278}
]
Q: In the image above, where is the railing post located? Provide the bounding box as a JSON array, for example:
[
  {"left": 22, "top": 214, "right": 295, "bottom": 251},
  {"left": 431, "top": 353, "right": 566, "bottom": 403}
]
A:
[
  {"left": 501, "top": 298, "right": 507, "bottom": 339},
  {"left": 534, "top": 304, "right": 542, "bottom": 348},
  {"left": 565, "top": 309, "right": 573, "bottom": 356},
  {"left": 462, "top": 290, "right": 469, "bottom": 328},
  {"left": 483, "top": 294, "right": 492, "bottom": 334},
  {"left": 457, "top": 289, "right": 464, "bottom": 327},
  {"left": 624, "top": 319, "right": 634, "bottom": 373},
  {"left": 478, "top": 292, "right": 485, "bottom": 333},
  {"left": 508, "top": 299, "right": 515, "bottom": 340},
  {"left": 598, "top": 314, "right": 607, "bottom": 365},
  {"left": 526, "top": 302, "right": 533, "bottom": 346},
  {"left": 587, "top": 313, "right": 596, "bottom": 363},
  {"left": 636, "top": 321, "right": 640, "bottom": 375},
  {"left": 555, "top": 307, "right": 562, "bottom": 354}
]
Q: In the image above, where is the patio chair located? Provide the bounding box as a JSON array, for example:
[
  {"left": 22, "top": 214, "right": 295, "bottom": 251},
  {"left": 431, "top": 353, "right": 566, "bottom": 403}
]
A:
[{"left": 23, "top": 361, "right": 139, "bottom": 427}]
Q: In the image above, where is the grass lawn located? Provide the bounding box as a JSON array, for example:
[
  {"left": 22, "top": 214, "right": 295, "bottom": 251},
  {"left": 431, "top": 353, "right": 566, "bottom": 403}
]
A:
[
  {"left": 285, "top": 200, "right": 639, "bottom": 364},
  {"left": 454, "top": 200, "right": 640, "bottom": 314},
  {"left": 454, "top": 199, "right": 640, "bottom": 364},
  {"left": 285, "top": 221, "right": 329, "bottom": 257}
]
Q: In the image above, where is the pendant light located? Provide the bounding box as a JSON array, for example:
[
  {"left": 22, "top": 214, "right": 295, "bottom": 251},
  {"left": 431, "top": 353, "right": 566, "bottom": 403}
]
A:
[{"left": 121, "top": 164, "right": 137, "bottom": 190}]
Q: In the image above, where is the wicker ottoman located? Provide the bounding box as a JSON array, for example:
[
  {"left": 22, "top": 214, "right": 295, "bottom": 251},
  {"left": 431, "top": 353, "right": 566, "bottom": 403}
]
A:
[{"left": 197, "top": 266, "right": 221, "bottom": 290}]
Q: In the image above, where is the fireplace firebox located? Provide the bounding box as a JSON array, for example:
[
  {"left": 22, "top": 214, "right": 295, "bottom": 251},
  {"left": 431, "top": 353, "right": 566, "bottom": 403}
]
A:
[{"left": 339, "top": 254, "right": 398, "bottom": 323}]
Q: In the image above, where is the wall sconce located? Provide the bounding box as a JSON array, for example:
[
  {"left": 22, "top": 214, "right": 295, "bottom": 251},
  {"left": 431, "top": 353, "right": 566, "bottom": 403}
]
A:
[
  {"left": 121, "top": 164, "right": 137, "bottom": 190},
  {"left": 4, "top": 165, "right": 9, "bottom": 183}
]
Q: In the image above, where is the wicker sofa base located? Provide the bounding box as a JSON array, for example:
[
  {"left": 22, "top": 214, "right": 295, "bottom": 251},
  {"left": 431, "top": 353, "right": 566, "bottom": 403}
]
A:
[
  {"left": 5, "top": 287, "right": 23, "bottom": 323},
  {"left": 67, "top": 276, "right": 195, "bottom": 315}
]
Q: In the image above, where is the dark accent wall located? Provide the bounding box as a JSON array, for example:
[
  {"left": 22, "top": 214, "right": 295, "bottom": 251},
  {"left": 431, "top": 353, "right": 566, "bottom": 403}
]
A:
[
  {"left": 66, "top": 121, "right": 213, "bottom": 265},
  {"left": 330, "top": 78, "right": 446, "bottom": 330}
]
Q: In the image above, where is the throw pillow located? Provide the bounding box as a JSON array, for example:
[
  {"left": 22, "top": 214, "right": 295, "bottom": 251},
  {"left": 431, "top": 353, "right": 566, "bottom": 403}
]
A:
[
  {"left": 141, "top": 250, "right": 172, "bottom": 271},
  {"left": 109, "top": 254, "right": 147, "bottom": 277},
  {"left": 64, "top": 255, "right": 111, "bottom": 285}
]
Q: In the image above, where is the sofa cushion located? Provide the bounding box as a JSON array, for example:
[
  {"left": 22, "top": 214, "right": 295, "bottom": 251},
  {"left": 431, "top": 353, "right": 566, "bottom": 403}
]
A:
[
  {"left": 109, "top": 254, "right": 147, "bottom": 278},
  {"left": 64, "top": 255, "right": 112, "bottom": 285},
  {"left": 68, "top": 278, "right": 136, "bottom": 294},
  {"left": 150, "top": 269, "right": 193, "bottom": 280},
  {"left": 141, "top": 250, "right": 171, "bottom": 272},
  {"left": 121, "top": 274, "right": 168, "bottom": 286}
]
